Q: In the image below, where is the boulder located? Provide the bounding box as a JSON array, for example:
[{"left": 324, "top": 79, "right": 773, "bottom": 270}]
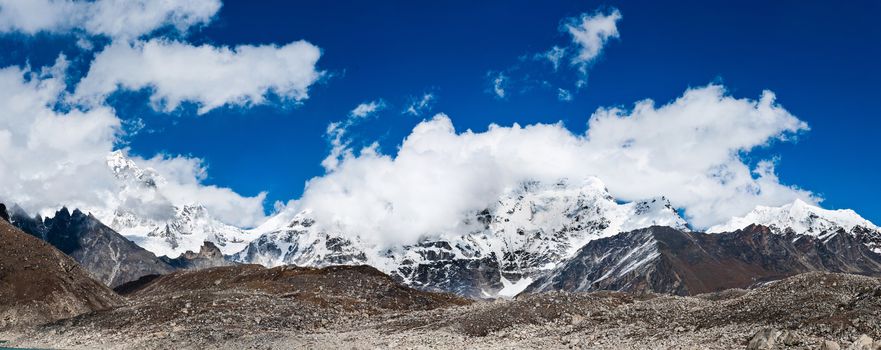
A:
[
  {"left": 848, "top": 335, "right": 874, "bottom": 350},
  {"left": 820, "top": 340, "right": 842, "bottom": 350},
  {"left": 748, "top": 328, "right": 781, "bottom": 350}
]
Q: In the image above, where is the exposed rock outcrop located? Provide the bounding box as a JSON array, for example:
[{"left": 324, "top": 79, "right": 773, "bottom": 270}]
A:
[{"left": 161, "top": 241, "right": 236, "bottom": 270}]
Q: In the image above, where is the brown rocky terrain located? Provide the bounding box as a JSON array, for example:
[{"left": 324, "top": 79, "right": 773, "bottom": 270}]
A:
[
  {"left": 0, "top": 219, "right": 122, "bottom": 329},
  {"left": 2, "top": 268, "right": 881, "bottom": 349}
]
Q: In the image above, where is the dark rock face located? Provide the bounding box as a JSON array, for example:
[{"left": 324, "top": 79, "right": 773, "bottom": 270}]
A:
[
  {"left": 0, "top": 219, "right": 122, "bottom": 328},
  {"left": 527, "top": 225, "right": 881, "bottom": 295},
  {"left": 392, "top": 242, "right": 505, "bottom": 298},
  {"left": 10, "top": 207, "right": 175, "bottom": 288},
  {"left": 0, "top": 203, "right": 9, "bottom": 222},
  {"left": 162, "top": 241, "right": 236, "bottom": 270},
  {"left": 9, "top": 205, "right": 47, "bottom": 240}
]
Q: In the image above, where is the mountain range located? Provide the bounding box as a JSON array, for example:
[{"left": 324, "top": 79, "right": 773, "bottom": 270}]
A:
[{"left": 5, "top": 151, "right": 880, "bottom": 298}]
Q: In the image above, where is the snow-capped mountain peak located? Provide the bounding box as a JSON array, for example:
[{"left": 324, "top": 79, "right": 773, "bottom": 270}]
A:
[
  {"left": 106, "top": 150, "right": 165, "bottom": 189},
  {"left": 708, "top": 199, "right": 877, "bottom": 235},
  {"left": 138, "top": 204, "right": 252, "bottom": 257},
  {"left": 99, "top": 151, "right": 254, "bottom": 257},
  {"left": 707, "top": 199, "right": 881, "bottom": 253}
]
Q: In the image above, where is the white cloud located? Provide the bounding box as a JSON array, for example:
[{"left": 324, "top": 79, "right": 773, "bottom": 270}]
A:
[
  {"left": 564, "top": 8, "right": 622, "bottom": 75},
  {"left": 73, "top": 39, "right": 324, "bottom": 114},
  {"left": 490, "top": 8, "right": 621, "bottom": 101},
  {"left": 350, "top": 100, "right": 385, "bottom": 118},
  {"left": 0, "top": 58, "right": 267, "bottom": 227},
  {"left": 134, "top": 153, "right": 267, "bottom": 227},
  {"left": 490, "top": 72, "right": 507, "bottom": 99},
  {"left": 295, "top": 84, "right": 813, "bottom": 247},
  {"left": 0, "top": 0, "right": 221, "bottom": 40},
  {"left": 557, "top": 88, "right": 572, "bottom": 101},
  {"left": 322, "top": 99, "right": 386, "bottom": 171},
  {"left": 404, "top": 93, "right": 435, "bottom": 116},
  {"left": 0, "top": 57, "right": 121, "bottom": 213},
  {"left": 539, "top": 46, "right": 566, "bottom": 71}
]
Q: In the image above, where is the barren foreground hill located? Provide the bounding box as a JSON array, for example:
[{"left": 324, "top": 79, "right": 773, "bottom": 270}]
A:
[
  {"left": 0, "top": 220, "right": 122, "bottom": 328},
  {"left": 2, "top": 264, "right": 881, "bottom": 349}
]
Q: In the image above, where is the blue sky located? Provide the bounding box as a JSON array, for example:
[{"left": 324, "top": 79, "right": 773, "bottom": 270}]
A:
[{"left": 0, "top": 0, "right": 879, "bottom": 226}]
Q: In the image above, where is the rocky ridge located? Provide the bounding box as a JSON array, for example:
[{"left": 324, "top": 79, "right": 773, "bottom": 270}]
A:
[
  {"left": 527, "top": 225, "right": 881, "bottom": 295},
  {"left": 9, "top": 206, "right": 175, "bottom": 288}
]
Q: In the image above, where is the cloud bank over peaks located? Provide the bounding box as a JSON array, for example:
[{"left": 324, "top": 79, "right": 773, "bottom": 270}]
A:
[
  {"left": 295, "top": 84, "right": 814, "bottom": 247},
  {"left": 0, "top": 57, "right": 120, "bottom": 213},
  {"left": 73, "top": 39, "right": 325, "bottom": 114},
  {"left": 0, "top": 0, "right": 221, "bottom": 41},
  {"left": 0, "top": 57, "right": 268, "bottom": 228}
]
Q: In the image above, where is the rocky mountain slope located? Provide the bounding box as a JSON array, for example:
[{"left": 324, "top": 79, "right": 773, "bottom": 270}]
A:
[
  {"left": 0, "top": 217, "right": 122, "bottom": 329},
  {"left": 9, "top": 206, "right": 175, "bottom": 288},
  {"left": 527, "top": 225, "right": 881, "bottom": 295},
  {"left": 234, "top": 178, "right": 688, "bottom": 298},
  {"left": 3, "top": 271, "right": 880, "bottom": 349}
]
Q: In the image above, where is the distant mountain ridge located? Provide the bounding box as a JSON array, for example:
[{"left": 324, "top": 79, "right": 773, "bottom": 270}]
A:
[
  {"left": 233, "top": 182, "right": 881, "bottom": 298},
  {"left": 709, "top": 199, "right": 881, "bottom": 253},
  {"left": 10, "top": 152, "right": 881, "bottom": 300},
  {"left": 234, "top": 178, "right": 688, "bottom": 298},
  {"left": 526, "top": 224, "right": 881, "bottom": 295}
]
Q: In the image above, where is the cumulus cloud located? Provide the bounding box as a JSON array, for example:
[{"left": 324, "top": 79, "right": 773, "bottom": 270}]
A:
[
  {"left": 73, "top": 39, "right": 324, "bottom": 114},
  {"left": 0, "top": 57, "right": 267, "bottom": 227},
  {"left": 0, "top": 0, "right": 220, "bottom": 40},
  {"left": 0, "top": 57, "right": 121, "bottom": 213},
  {"left": 295, "top": 84, "right": 813, "bottom": 247},
  {"left": 404, "top": 93, "right": 435, "bottom": 116}
]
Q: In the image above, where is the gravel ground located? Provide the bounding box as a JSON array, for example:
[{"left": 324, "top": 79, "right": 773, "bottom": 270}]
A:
[{"left": 2, "top": 271, "right": 881, "bottom": 349}]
